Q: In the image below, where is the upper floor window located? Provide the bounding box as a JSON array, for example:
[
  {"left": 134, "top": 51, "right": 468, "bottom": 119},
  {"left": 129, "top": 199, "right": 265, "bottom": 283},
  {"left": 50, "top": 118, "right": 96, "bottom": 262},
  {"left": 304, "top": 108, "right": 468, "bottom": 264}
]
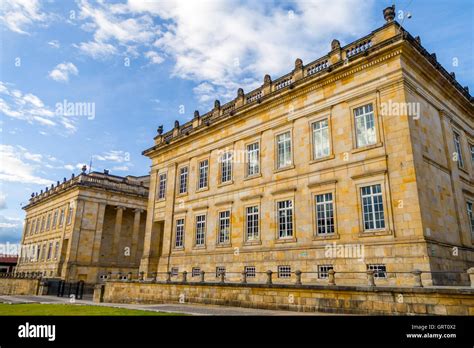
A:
[
  {"left": 35, "top": 218, "right": 40, "bottom": 233},
  {"left": 54, "top": 241, "right": 59, "bottom": 260},
  {"left": 40, "top": 216, "right": 45, "bottom": 232},
  {"left": 277, "top": 200, "right": 293, "bottom": 238},
  {"left": 220, "top": 152, "right": 233, "bottom": 183},
  {"left": 354, "top": 104, "right": 376, "bottom": 147},
  {"left": 467, "top": 202, "right": 474, "bottom": 239},
  {"left": 470, "top": 144, "right": 474, "bottom": 163},
  {"left": 315, "top": 193, "right": 335, "bottom": 235},
  {"left": 312, "top": 119, "right": 330, "bottom": 159},
  {"left": 59, "top": 209, "right": 65, "bottom": 227},
  {"left": 47, "top": 242, "right": 53, "bottom": 260},
  {"left": 46, "top": 213, "right": 51, "bottom": 230},
  {"left": 453, "top": 131, "right": 464, "bottom": 168},
  {"left": 66, "top": 207, "right": 73, "bottom": 225},
  {"left": 175, "top": 218, "right": 185, "bottom": 248},
  {"left": 158, "top": 173, "right": 167, "bottom": 200},
  {"left": 195, "top": 214, "right": 206, "bottom": 246},
  {"left": 198, "top": 159, "right": 209, "bottom": 189},
  {"left": 29, "top": 220, "right": 35, "bottom": 235},
  {"left": 217, "top": 210, "right": 231, "bottom": 244},
  {"left": 52, "top": 210, "right": 58, "bottom": 228},
  {"left": 277, "top": 131, "right": 292, "bottom": 169},
  {"left": 361, "top": 184, "right": 385, "bottom": 231},
  {"left": 246, "top": 142, "right": 260, "bottom": 176},
  {"left": 178, "top": 167, "right": 188, "bottom": 194},
  {"left": 245, "top": 206, "right": 259, "bottom": 241}
]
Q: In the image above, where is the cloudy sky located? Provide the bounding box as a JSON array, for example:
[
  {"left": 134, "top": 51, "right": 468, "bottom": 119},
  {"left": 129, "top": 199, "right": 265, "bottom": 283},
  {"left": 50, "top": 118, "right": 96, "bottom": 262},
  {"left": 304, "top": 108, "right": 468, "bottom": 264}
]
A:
[{"left": 0, "top": 0, "right": 473, "bottom": 244}]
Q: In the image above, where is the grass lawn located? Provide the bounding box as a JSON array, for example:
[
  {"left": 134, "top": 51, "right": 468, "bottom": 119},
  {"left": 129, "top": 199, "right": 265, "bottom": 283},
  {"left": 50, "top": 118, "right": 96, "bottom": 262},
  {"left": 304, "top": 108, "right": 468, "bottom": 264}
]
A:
[{"left": 0, "top": 303, "right": 183, "bottom": 316}]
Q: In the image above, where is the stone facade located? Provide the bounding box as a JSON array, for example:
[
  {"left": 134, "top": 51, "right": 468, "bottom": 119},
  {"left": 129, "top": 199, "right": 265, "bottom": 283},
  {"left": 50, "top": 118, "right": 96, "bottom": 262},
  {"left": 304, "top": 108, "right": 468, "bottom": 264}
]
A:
[
  {"left": 139, "top": 10, "right": 473, "bottom": 286},
  {"left": 16, "top": 171, "right": 149, "bottom": 284}
]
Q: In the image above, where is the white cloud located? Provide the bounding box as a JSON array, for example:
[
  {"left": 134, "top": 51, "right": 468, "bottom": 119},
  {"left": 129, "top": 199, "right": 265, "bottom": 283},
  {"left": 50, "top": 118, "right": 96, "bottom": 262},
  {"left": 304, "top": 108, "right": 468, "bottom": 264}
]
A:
[
  {"left": 63, "top": 164, "right": 74, "bottom": 171},
  {"left": 47, "top": 40, "right": 60, "bottom": 48},
  {"left": 0, "top": 0, "right": 49, "bottom": 35},
  {"left": 145, "top": 50, "right": 164, "bottom": 65},
  {"left": 73, "top": 0, "right": 375, "bottom": 107},
  {"left": 48, "top": 62, "right": 79, "bottom": 82},
  {"left": 73, "top": 41, "right": 118, "bottom": 60},
  {"left": 93, "top": 150, "right": 130, "bottom": 163},
  {"left": 111, "top": 165, "right": 129, "bottom": 172},
  {"left": 0, "top": 81, "right": 78, "bottom": 132},
  {"left": 0, "top": 193, "right": 7, "bottom": 210},
  {"left": 0, "top": 144, "right": 53, "bottom": 185}
]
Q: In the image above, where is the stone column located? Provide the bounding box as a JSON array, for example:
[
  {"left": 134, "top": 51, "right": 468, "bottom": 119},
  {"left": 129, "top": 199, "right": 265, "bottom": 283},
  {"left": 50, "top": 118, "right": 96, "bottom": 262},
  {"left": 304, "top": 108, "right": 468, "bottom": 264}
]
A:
[
  {"left": 131, "top": 209, "right": 143, "bottom": 263},
  {"left": 328, "top": 269, "right": 335, "bottom": 285},
  {"left": 266, "top": 270, "right": 273, "bottom": 285},
  {"left": 367, "top": 270, "right": 375, "bottom": 287},
  {"left": 91, "top": 203, "right": 107, "bottom": 263},
  {"left": 295, "top": 270, "right": 302, "bottom": 285},
  {"left": 412, "top": 270, "right": 423, "bottom": 287},
  {"left": 111, "top": 206, "right": 125, "bottom": 265}
]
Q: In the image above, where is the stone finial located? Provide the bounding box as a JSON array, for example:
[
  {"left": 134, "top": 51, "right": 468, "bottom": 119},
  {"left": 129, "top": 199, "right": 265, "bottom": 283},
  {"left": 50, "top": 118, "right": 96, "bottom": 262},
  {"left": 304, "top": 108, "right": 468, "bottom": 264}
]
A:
[
  {"left": 193, "top": 110, "right": 200, "bottom": 119},
  {"left": 71, "top": 173, "right": 75, "bottom": 179},
  {"left": 45, "top": 187, "right": 48, "bottom": 192},
  {"left": 431, "top": 53, "right": 437, "bottom": 61},
  {"left": 51, "top": 184, "right": 54, "bottom": 189},
  {"left": 63, "top": 177, "right": 66, "bottom": 182},
  {"left": 237, "top": 88, "right": 244, "bottom": 97},
  {"left": 214, "top": 99, "right": 221, "bottom": 109},
  {"left": 331, "top": 39, "right": 341, "bottom": 51},
  {"left": 40, "top": 189, "right": 43, "bottom": 194},
  {"left": 464, "top": 86, "right": 469, "bottom": 93},
  {"left": 415, "top": 36, "right": 421, "bottom": 44},
  {"left": 294, "top": 58, "right": 303, "bottom": 70},
  {"left": 174, "top": 120, "right": 179, "bottom": 129},
  {"left": 264, "top": 74, "right": 272, "bottom": 85},
  {"left": 31, "top": 193, "right": 34, "bottom": 198},
  {"left": 450, "top": 72, "right": 456, "bottom": 79},
  {"left": 56, "top": 181, "right": 60, "bottom": 186},
  {"left": 383, "top": 5, "right": 395, "bottom": 23},
  {"left": 104, "top": 169, "right": 109, "bottom": 175},
  {"left": 81, "top": 165, "right": 87, "bottom": 173},
  {"left": 157, "top": 125, "right": 163, "bottom": 135}
]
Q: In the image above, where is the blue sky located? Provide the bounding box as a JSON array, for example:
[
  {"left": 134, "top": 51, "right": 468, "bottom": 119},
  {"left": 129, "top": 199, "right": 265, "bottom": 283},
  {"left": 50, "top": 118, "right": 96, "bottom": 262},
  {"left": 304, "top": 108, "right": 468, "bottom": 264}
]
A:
[{"left": 0, "top": 0, "right": 473, "bottom": 244}]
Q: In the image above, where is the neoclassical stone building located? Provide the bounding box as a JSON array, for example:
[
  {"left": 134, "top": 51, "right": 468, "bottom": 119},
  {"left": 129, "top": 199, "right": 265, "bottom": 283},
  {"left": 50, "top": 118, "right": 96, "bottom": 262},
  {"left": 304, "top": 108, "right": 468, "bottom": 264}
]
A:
[
  {"left": 16, "top": 170, "right": 149, "bottom": 283},
  {"left": 139, "top": 7, "right": 473, "bottom": 286}
]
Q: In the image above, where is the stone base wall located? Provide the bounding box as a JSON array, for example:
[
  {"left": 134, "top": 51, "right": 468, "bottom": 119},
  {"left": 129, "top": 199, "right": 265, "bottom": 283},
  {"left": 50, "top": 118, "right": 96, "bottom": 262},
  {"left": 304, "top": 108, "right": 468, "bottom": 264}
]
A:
[
  {"left": 102, "top": 280, "right": 474, "bottom": 315},
  {"left": 0, "top": 278, "right": 40, "bottom": 295}
]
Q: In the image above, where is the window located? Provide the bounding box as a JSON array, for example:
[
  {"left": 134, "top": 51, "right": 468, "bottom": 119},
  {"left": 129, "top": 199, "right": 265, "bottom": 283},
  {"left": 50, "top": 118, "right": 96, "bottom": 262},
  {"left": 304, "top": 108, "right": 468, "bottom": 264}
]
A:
[
  {"left": 315, "top": 193, "right": 335, "bottom": 235},
  {"left": 36, "top": 245, "right": 40, "bottom": 261},
  {"left": 47, "top": 242, "right": 52, "bottom": 260},
  {"left": 217, "top": 210, "right": 230, "bottom": 244},
  {"left": 361, "top": 184, "right": 385, "bottom": 231},
  {"left": 198, "top": 159, "right": 209, "bottom": 189},
  {"left": 312, "top": 119, "right": 330, "bottom": 159},
  {"left": 467, "top": 202, "right": 474, "bottom": 238},
  {"left": 52, "top": 210, "right": 58, "bottom": 228},
  {"left": 470, "top": 144, "right": 474, "bottom": 163},
  {"left": 354, "top": 104, "right": 376, "bottom": 147},
  {"left": 66, "top": 207, "right": 73, "bottom": 225},
  {"left": 276, "top": 131, "right": 292, "bottom": 169},
  {"left": 216, "top": 266, "right": 226, "bottom": 278},
  {"left": 453, "top": 132, "right": 464, "bottom": 168},
  {"left": 367, "top": 264, "right": 387, "bottom": 279},
  {"left": 278, "top": 265, "right": 291, "bottom": 278},
  {"left": 54, "top": 241, "right": 59, "bottom": 260},
  {"left": 318, "top": 265, "right": 334, "bottom": 279},
  {"left": 59, "top": 209, "right": 65, "bottom": 227},
  {"left": 178, "top": 167, "right": 188, "bottom": 194},
  {"left": 41, "top": 244, "right": 46, "bottom": 261},
  {"left": 244, "top": 266, "right": 256, "bottom": 278},
  {"left": 195, "top": 214, "right": 206, "bottom": 246},
  {"left": 220, "top": 152, "right": 233, "bottom": 183},
  {"left": 277, "top": 200, "right": 293, "bottom": 238},
  {"left": 35, "top": 218, "right": 40, "bottom": 233},
  {"left": 40, "top": 216, "right": 45, "bottom": 232},
  {"left": 192, "top": 267, "right": 201, "bottom": 277},
  {"left": 245, "top": 206, "right": 259, "bottom": 241},
  {"left": 46, "top": 214, "right": 51, "bottom": 230},
  {"left": 158, "top": 173, "right": 167, "bottom": 199},
  {"left": 171, "top": 267, "right": 179, "bottom": 276},
  {"left": 30, "top": 220, "right": 35, "bottom": 235},
  {"left": 246, "top": 142, "right": 260, "bottom": 176},
  {"left": 175, "top": 218, "right": 185, "bottom": 248}
]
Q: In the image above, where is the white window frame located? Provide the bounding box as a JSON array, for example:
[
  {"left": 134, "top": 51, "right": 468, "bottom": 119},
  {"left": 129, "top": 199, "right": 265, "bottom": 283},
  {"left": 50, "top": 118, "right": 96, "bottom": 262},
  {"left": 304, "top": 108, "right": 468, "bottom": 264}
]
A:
[
  {"left": 178, "top": 166, "right": 188, "bottom": 194},
  {"left": 198, "top": 159, "right": 209, "bottom": 190},
  {"left": 361, "top": 184, "right": 385, "bottom": 231},
  {"left": 315, "top": 193, "right": 335, "bottom": 235},
  {"left": 467, "top": 201, "right": 474, "bottom": 239},
  {"left": 277, "top": 265, "right": 291, "bottom": 278},
  {"left": 192, "top": 267, "right": 201, "bottom": 277},
  {"left": 195, "top": 214, "right": 206, "bottom": 246},
  {"left": 354, "top": 103, "right": 376, "bottom": 148},
  {"left": 52, "top": 210, "right": 58, "bottom": 229},
  {"left": 277, "top": 200, "right": 293, "bottom": 239},
  {"left": 220, "top": 152, "right": 233, "bottom": 183},
  {"left": 276, "top": 131, "right": 292, "bottom": 169},
  {"left": 59, "top": 209, "right": 65, "bottom": 227},
  {"left": 245, "top": 206, "right": 259, "bottom": 241},
  {"left": 453, "top": 131, "right": 464, "bottom": 168},
  {"left": 246, "top": 142, "right": 260, "bottom": 177},
  {"left": 217, "top": 210, "right": 231, "bottom": 245},
  {"left": 158, "top": 173, "right": 167, "bottom": 200},
  {"left": 175, "top": 218, "right": 185, "bottom": 248},
  {"left": 312, "top": 118, "right": 330, "bottom": 159},
  {"left": 244, "top": 266, "right": 256, "bottom": 278},
  {"left": 66, "top": 207, "right": 73, "bottom": 225}
]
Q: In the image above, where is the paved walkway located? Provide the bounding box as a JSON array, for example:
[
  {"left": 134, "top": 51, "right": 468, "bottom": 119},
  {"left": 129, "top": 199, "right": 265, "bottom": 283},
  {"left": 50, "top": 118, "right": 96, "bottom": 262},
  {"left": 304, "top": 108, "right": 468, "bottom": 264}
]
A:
[{"left": 0, "top": 295, "right": 335, "bottom": 315}]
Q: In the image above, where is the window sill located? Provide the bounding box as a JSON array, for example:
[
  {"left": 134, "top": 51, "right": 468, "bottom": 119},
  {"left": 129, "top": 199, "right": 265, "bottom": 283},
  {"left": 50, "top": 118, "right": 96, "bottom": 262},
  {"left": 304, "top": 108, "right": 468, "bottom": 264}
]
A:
[
  {"left": 358, "top": 229, "right": 393, "bottom": 237},
  {"left": 275, "top": 237, "right": 297, "bottom": 244},
  {"left": 155, "top": 198, "right": 166, "bottom": 203},
  {"left": 192, "top": 245, "right": 206, "bottom": 250},
  {"left": 351, "top": 142, "right": 383, "bottom": 154},
  {"left": 309, "top": 154, "right": 335, "bottom": 165},
  {"left": 244, "top": 173, "right": 262, "bottom": 181},
  {"left": 273, "top": 165, "right": 295, "bottom": 174},
  {"left": 196, "top": 187, "right": 209, "bottom": 193},
  {"left": 215, "top": 243, "right": 232, "bottom": 248},
  {"left": 176, "top": 192, "right": 188, "bottom": 198},
  {"left": 313, "top": 233, "right": 340, "bottom": 241},
  {"left": 172, "top": 247, "right": 185, "bottom": 252},
  {"left": 243, "top": 239, "right": 262, "bottom": 246},
  {"left": 217, "top": 180, "right": 234, "bottom": 188}
]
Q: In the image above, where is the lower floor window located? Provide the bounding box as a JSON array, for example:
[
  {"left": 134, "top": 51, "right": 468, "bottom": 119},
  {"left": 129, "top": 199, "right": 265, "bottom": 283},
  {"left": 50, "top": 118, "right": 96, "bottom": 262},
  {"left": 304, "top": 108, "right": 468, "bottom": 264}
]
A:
[
  {"left": 277, "top": 265, "right": 291, "bottom": 278},
  {"left": 171, "top": 267, "right": 179, "bottom": 276},
  {"left": 317, "top": 265, "right": 334, "bottom": 279},
  {"left": 244, "top": 266, "right": 256, "bottom": 278},
  {"left": 367, "top": 264, "right": 387, "bottom": 279},
  {"left": 216, "top": 266, "right": 226, "bottom": 278},
  {"left": 192, "top": 267, "right": 201, "bottom": 277}
]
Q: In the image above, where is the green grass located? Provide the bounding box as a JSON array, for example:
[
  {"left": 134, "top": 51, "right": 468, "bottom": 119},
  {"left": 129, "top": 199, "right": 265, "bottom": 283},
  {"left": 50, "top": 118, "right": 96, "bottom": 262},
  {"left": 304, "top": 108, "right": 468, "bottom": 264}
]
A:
[{"left": 0, "top": 303, "right": 183, "bottom": 316}]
